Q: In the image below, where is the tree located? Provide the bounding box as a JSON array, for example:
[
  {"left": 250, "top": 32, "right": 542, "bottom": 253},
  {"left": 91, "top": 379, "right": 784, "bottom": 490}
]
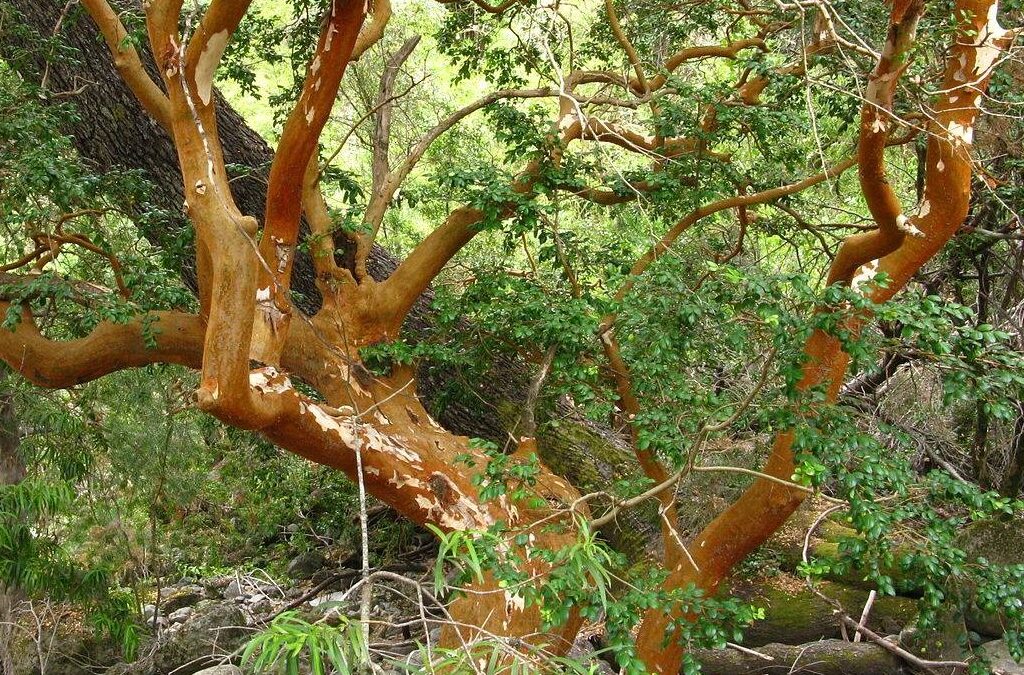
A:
[
  {"left": 0, "top": 0, "right": 660, "bottom": 559},
  {"left": 0, "top": 0, "right": 1020, "bottom": 672}
]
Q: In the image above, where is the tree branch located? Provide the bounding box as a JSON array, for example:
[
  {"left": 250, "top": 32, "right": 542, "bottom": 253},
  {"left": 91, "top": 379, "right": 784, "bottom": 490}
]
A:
[
  {"left": 183, "top": 0, "right": 254, "bottom": 108},
  {"left": 79, "top": 0, "right": 172, "bottom": 129},
  {"left": 828, "top": 0, "right": 926, "bottom": 287},
  {"left": 0, "top": 306, "right": 203, "bottom": 388},
  {"left": 253, "top": 0, "right": 368, "bottom": 363},
  {"left": 351, "top": 0, "right": 392, "bottom": 61}
]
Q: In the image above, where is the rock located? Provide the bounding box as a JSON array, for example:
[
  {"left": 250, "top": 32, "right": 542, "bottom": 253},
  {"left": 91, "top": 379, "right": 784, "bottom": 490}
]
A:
[
  {"left": 193, "top": 667, "right": 243, "bottom": 675},
  {"left": 257, "top": 582, "right": 284, "bottom": 598},
  {"left": 309, "top": 591, "right": 347, "bottom": 608},
  {"left": 149, "top": 602, "right": 248, "bottom": 675},
  {"left": 961, "top": 519, "right": 1024, "bottom": 567},
  {"left": 142, "top": 603, "right": 158, "bottom": 622},
  {"left": 201, "top": 576, "right": 233, "bottom": 594},
  {"left": 287, "top": 550, "right": 329, "bottom": 579},
  {"left": 899, "top": 606, "right": 971, "bottom": 664},
  {"left": 980, "top": 639, "right": 1024, "bottom": 674},
  {"left": 161, "top": 584, "right": 205, "bottom": 613},
  {"left": 168, "top": 606, "right": 194, "bottom": 624},
  {"left": 692, "top": 639, "right": 908, "bottom": 675},
  {"left": 9, "top": 618, "right": 127, "bottom": 675},
  {"left": 247, "top": 593, "right": 272, "bottom": 614},
  {"left": 224, "top": 579, "right": 244, "bottom": 600},
  {"left": 960, "top": 519, "right": 1024, "bottom": 636}
]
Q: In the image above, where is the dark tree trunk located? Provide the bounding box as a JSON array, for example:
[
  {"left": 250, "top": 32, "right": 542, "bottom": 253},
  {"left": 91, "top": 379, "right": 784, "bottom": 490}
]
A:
[
  {"left": 0, "top": 366, "right": 25, "bottom": 675},
  {"left": 1000, "top": 405, "right": 1024, "bottom": 497},
  {"left": 0, "top": 1, "right": 657, "bottom": 556},
  {"left": 0, "top": 371, "right": 22, "bottom": 486},
  {"left": 973, "top": 250, "right": 994, "bottom": 487}
]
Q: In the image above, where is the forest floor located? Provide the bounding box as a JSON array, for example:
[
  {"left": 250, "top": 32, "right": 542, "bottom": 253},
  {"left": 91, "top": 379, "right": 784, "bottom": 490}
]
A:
[{"left": 7, "top": 504, "right": 1024, "bottom": 674}]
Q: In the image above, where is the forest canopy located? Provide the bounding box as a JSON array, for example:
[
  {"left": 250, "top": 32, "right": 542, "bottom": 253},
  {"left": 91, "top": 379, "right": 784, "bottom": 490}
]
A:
[{"left": 1, "top": 0, "right": 1024, "bottom": 673}]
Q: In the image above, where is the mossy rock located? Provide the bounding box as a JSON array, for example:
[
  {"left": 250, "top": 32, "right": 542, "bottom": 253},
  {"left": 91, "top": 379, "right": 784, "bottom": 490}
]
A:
[
  {"left": 693, "top": 639, "right": 908, "bottom": 675},
  {"left": 979, "top": 639, "right": 1024, "bottom": 674},
  {"left": 954, "top": 518, "right": 1024, "bottom": 637},
  {"left": 898, "top": 605, "right": 973, "bottom": 664},
  {"left": 766, "top": 506, "right": 918, "bottom": 593},
  {"left": 729, "top": 579, "right": 917, "bottom": 647},
  {"left": 960, "top": 519, "right": 1024, "bottom": 567}
]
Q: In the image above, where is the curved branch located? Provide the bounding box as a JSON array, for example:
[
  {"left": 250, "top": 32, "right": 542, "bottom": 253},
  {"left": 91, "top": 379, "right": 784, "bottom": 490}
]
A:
[
  {"left": 356, "top": 35, "right": 422, "bottom": 279},
  {"left": 599, "top": 329, "right": 685, "bottom": 569},
  {"left": 253, "top": 0, "right": 367, "bottom": 362},
  {"left": 650, "top": 38, "right": 767, "bottom": 91},
  {"left": 828, "top": 0, "right": 926, "bottom": 287},
  {"left": 351, "top": 0, "right": 393, "bottom": 61},
  {"left": 573, "top": 38, "right": 768, "bottom": 95},
  {"left": 378, "top": 119, "right": 584, "bottom": 327},
  {"left": 579, "top": 117, "right": 730, "bottom": 162},
  {"left": 0, "top": 306, "right": 203, "bottom": 388},
  {"left": 605, "top": 0, "right": 649, "bottom": 93},
  {"left": 373, "top": 87, "right": 560, "bottom": 223},
  {"left": 80, "top": 0, "right": 172, "bottom": 129},
  {"left": 634, "top": 3, "right": 1016, "bottom": 671},
  {"left": 434, "top": 0, "right": 522, "bottom": 14},
  {"left": 612, "top": 155, "right": 860, "bottom": 307}
]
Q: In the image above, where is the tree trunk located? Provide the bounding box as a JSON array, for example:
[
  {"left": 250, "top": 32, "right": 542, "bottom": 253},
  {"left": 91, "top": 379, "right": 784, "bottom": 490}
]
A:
[
  {"left": 999, "top": 404, "right": 1024, "bottom": 498},
  {"left": 0, "top": 0, "right": 657, "bottom": 558},
  {"left": 0, "top": 366, "right": 26, "bottom": 675}
]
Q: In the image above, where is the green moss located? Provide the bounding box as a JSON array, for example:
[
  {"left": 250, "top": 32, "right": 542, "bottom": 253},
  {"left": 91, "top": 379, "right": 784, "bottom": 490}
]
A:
[{"left": 728, "top": 580, "right": 917, "bottom": 647}]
